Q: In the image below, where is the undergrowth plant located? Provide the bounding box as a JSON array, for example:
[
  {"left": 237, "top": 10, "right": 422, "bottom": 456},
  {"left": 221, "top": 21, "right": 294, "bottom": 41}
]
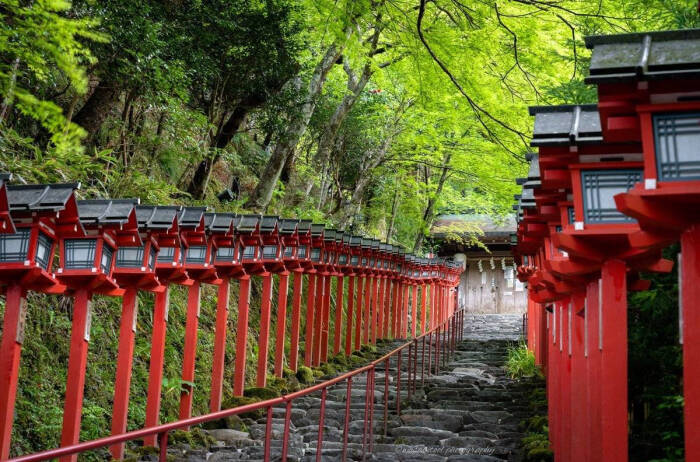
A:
[{"left": 505, "top": 342, "right": 542, "bottom": 379}]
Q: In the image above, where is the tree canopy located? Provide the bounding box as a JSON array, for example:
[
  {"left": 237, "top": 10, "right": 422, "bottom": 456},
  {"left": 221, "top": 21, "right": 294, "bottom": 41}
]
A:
[{"left": 2, "top": 0, "right": 699, "bottom": 251}]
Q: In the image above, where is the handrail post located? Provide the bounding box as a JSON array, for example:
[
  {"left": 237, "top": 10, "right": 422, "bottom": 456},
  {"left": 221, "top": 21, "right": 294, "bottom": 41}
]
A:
[
  {"left": 407, "top": 343, "right": 413, "bottom": 401},
  {"left": 383, "top": 359, "right": 389, "bottom": 438},
  {"left": 158, "top": 431, "right": 168, "bottom": 462},
  {"left": 316, "top": 387, "right": 327, "bottom": 462},
  {"left": 396, "top": 350, "right": 402, "bottom": 415},
  {"left": 264, "top": 405, "right": 273, "bottom": 462},
  {"left": 342, "top": 377, "right": 352, "bottom": 462},
  {"left": 281, "top": 400, "right": 292, "bottom": 462},
  {"left": 368, "top": 367, "right": 375, "bottom": 453}
]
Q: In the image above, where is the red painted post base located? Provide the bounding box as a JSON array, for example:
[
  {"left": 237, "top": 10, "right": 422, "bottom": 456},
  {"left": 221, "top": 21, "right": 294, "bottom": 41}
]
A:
[
  {"left": 144, "top": 287, "right": 169, "bottom": 446},
  {"left": 110, "top": 288, "right": 139, "bottom": 460},
  {"left": 59, "top": 289, "right": 92, "bottom": 462},
  {"left": 681, "top": 224, "right": 700, "bottom": 461},
  {"left": 0, "top": 284, "right": 26, "bottom": 460}
]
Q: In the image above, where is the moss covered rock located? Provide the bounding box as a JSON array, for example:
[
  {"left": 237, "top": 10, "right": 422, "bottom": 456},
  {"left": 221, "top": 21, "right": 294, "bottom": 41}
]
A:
[{"left": 296, "top": 365, "right": 314, "bottom": 384}]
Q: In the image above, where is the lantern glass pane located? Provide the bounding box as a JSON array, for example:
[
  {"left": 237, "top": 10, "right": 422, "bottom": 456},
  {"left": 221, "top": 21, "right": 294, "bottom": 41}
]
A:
[
  {"left": 351, "top": 255, "right": 359, "bottom": 266},
  {"left": 311, "top": 248, "right": 321, "bottom": 262},
  {"left": 338, "top": 254, "right": 348, "bottom": 265},
  {"left": 101, "top": 244, "right": 114, "bottom": 273},
  {"left": 157, "top": 246, "right": 175, "bottom": 263},
  {"left": 654, "top": 112, "right": 700, "bottom": 181},
  {"left": 298, "top": 245, "right": 307, "bottom": 259},
  {"left": 116, "top": 246, "right": 145, "bottom": 268},
  {"left": 0, "top": 228, "right": 30, "bottom": 263},
  {"left": 242, "top": 245, "right": 257, "bottom": 260},
  {"left": 361, "top": 257, "right": 367, "bottom": 266},
  {"left": 35, "top": 232, "right": 53, "bottom": 270},
  {"left": 187, "top": 245, "right": 207, "bottom": 264},
  {"left": 216, "top": 246, "right": 236, "bottom": 262},
  {"left": 581, "top": 169, "right": 641, "bottom": 223},
  {"left": 284, "top": 246, "right": 293, "bottom": 257},
  {"left": 64, "top": 239, "right": 97, "bottom": 269},
  {"left": 369, "top": 258, "right": 375, "bottom": 267},
  {"left": 263, "top": 245, "right": 278, "bottom": 259},
  {"left": 567, "top": 207, "right": 575, "bottom": 225}
]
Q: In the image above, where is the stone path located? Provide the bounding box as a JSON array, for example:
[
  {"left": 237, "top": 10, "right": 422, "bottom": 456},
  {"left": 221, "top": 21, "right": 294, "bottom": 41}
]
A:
[{"left": 165, "top": 314, "right": 536, "bottom": 461}]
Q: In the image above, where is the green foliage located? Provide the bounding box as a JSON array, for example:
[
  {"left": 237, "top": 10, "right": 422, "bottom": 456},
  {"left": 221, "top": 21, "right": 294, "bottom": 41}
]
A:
[
  {"left": 505, "top": 343, "right": 542, "bottom": 379},
  {"left": 628, "top": 244, "right": 684, "bottom": 461},
  {"left": 0, "top": 0, "right": 103, "bottom": 155}
]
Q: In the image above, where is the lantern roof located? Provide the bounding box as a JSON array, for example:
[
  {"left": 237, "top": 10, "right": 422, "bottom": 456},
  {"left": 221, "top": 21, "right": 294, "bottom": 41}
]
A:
[
  {"left": 360, "top": 238, "right": 372, "bottom": 249},
  {"left": 529, "top": 104, "right": 602, "bottom": 146},
  {"left": 178, "top": 207, "right": 206, "bottom": 229},
  {"left": 8, "top": 183, "right": 80, "bottom": 212},
  {"left": 310, "top": 223, "right": 325, "bottom": 237},
  {"left": 279, "top": 219, "right": 299, "bottom": 234},
  {"left": 370, "top": 239, "right": 380, "bottom": 249},
  {"left": 335, "top": 231, "right": 345, "bottom": 244},
  {"left": 350, "top": 236, "right": 362, "bottom": 247},
  {"left": 135, "top": 205, "right": 181, "bottom": 231},
  {"left": 297, "top": 220, "right": 312, "bottom": 234},
  {"left": 585, "top": 28, "right": 700, "bottom": 84},
  {"left": 323, "top": 229, "right": 337, "bottom": 242},
  {"left": 260, "top": 215, "right": 278, "bottom": 233},
  {"left": 236, "top": 214, "right": 260, "bottom": 233},
  {"left": 342, "top": 234, "right": 351, "bottom": 245},
  {"left": 204, "top": 212, "right": 236, "bottom": 234},
  {"left": 77, "top": 199, "right": 139, "bottom": 228}
]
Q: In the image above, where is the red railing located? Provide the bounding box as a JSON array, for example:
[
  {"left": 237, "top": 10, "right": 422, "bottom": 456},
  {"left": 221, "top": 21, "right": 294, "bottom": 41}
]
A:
[{"left": 8, "top": 309, "right": 465, "bottom": 462}]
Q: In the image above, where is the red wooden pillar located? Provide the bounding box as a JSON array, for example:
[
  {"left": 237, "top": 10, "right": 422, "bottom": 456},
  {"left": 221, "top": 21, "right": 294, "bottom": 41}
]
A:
[
  {"left": 304, "top": 272, "right": 316, "bottom": 367},
  {"left": 600, "top": 259, "right": 628, "bottom": 462},
  {"left": 59, "top": 288, "right": 92, "bottom": 462},
  {"left": 333, "top": 274, "right": 344, "bottom": 355},
  {"left": 312, "top": 273, "right": 325, "bottom": 366},
  {"left": 354, "top": 274, "right": 363, "bottom": 350},
  {"left": 363, "top": 276, "right": 371, "bottom": 345},
  {"left": 547, "top": 307, "right": 558, "bottom": 458},
  {"left": 210, "top": 279, "right": 231, "bottom": 411},
  {"left": 571, "top": 293, "right": 588, "bottom": 462},
  {"left": 274, "top": 271, "right": 290, "bottom": 377},
  {"left": 411, "top": 284, "right": 418, "bottom": 338},
  {"left": 682, "top": 224, "right": 700, "bottom": 461},
  {"left": 385, "top": 277, "right": 391, "bottom": 337},
  {"left": 144, "top": 287, "right": 169, "bottom": 446},
  {"left": 587, "top": 279, "right": 603, "bottom": 462},
  {"left": 390, "top": 280, "right": 398, "bottom": 338},
  {"left": 110, "top": 288, "right": 139, "bottom": 460},
  {"left": 233, "top": 275, "right": 251, "bottom": 396},
  {"left": 421, "top": 284, "right": 427, "bottom": 334},
  {"left": 289, "top": 270, "right": 303, "bottom": 371},
  {"left": 376, "top": 277, "right": 383, "bottom": 340},
  {"left": 562, "top": 300, "right": 573, "bottom": 462},
  {"left": 345, "top": 275, "right": 355, "bottom": 355},
  {"left": 537, "top": 303, "right": 548, "bottom": 368},
  {"left": 179, "top": 281, "right": 201, "bottom": 422},
  {"left": 0, "top": 283, "right": 26, "bottom": 460},
  {"left": 257, "top": 273, "right": 274, "bottom": 387},
  {"left": 371, "top": 276, "right": 379, "bottom": 344},
  {"left": 320, "top": 273, "right": 331, "bottom": 362}
]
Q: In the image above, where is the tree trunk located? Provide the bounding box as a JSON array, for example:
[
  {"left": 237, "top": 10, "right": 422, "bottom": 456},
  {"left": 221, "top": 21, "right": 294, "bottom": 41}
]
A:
[
  {"left": 413, "top": 153, "right": 452, "bottom": 252},
  {"left": 187, "top": 105, "right": 249, "bottom": 199},
  {"left": 72, "top": 81, "right": 120, "bottom": 144},
  {"left": 244, "top": 40, "right": 347, "bottom": 212}
]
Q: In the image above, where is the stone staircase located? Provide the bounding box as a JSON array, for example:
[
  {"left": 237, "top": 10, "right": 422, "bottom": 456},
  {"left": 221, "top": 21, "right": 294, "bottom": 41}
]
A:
[{"left": 167, "top": 314, "right": 535, "bottom": 461}]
